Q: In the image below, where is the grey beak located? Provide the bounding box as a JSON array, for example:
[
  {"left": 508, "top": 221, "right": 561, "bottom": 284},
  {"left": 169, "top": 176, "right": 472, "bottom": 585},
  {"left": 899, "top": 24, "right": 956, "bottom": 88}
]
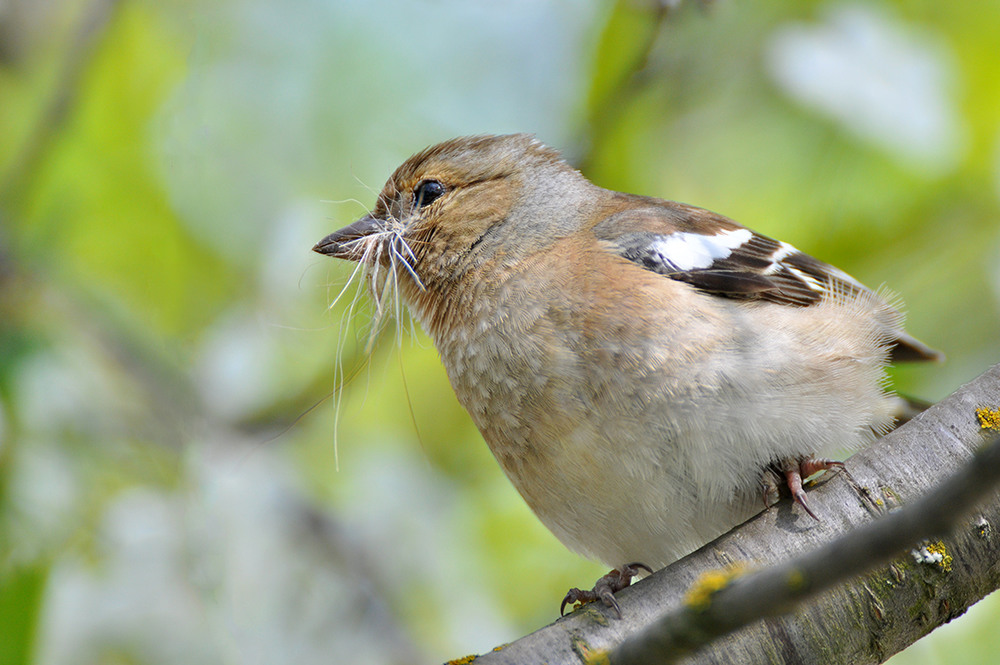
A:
[{"left": 313, "top": 215, "right": 384, "bottom": 258}]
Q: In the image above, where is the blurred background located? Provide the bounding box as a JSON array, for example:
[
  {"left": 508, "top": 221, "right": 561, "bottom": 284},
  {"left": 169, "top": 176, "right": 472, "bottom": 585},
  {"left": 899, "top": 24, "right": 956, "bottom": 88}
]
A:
[{"left": 1, "top": 0, "right": 998, "bottom": 663}]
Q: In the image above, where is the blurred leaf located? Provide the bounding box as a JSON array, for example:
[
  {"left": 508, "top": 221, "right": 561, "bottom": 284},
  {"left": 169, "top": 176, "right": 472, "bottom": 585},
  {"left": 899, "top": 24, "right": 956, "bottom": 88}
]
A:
[
  {"left": 15, "top": 3, "right": 240, "bottom": 339},
  {"left": 587, "top": 0, "right": 664, "bottom": 122},
  {"left": 0, "top": 562, "right": 47, "bottom": 665}
]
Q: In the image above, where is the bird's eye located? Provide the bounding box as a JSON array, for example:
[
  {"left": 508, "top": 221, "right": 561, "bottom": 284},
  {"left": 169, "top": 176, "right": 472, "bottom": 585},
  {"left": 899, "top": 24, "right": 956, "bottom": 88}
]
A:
[{"left": 414, "top": 180, "right": 446, "bottom": 208}]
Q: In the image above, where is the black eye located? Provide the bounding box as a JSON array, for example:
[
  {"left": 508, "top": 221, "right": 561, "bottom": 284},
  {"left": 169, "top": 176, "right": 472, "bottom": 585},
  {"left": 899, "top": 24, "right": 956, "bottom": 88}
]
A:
[{"left": 414, "top": 180, "right": 445, "bottom": 208}]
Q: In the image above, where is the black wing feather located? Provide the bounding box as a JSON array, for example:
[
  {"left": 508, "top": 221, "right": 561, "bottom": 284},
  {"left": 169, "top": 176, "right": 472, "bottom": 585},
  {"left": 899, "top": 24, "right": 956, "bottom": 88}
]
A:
[{"left": 593, "top": 202, "right": 942, "bottom": 362}]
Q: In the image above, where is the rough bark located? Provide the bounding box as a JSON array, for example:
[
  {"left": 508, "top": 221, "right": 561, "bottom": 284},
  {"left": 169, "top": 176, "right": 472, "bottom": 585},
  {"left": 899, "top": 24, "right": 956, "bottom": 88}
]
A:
[{"left": 469, "top": 364, "right": 1000, "bottom": 665}]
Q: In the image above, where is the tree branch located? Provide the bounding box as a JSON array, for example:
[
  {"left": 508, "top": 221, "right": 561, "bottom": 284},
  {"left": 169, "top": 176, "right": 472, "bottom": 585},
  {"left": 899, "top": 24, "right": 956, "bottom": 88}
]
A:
[
  {"left": 470, "top": 364, "right": 1000, "bottom": 665},
  {"left": 613, "top": 423, "right": 1000, "bottom": 663}
]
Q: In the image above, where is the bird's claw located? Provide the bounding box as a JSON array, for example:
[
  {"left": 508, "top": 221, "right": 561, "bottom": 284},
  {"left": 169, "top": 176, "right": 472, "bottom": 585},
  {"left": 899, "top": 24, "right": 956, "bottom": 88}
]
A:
[
  {"left": 560, "top": 562, "right": 653, "bottom": 619},
  {"left": 771, "top": 456, "right": 845, "bottom": 520}
]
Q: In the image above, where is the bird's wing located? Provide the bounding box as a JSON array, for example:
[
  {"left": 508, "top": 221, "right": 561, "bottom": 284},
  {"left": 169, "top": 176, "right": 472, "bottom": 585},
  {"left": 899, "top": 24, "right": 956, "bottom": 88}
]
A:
[{"left": 592, "top": 199, "right": 942, "bottom": 362}]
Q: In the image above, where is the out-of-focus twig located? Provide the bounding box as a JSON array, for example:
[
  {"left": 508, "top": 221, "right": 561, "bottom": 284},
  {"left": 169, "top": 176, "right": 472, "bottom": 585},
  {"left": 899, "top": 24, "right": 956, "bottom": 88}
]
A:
[{"left": 0, "top": 0, "right": 121, "bottom": 207}]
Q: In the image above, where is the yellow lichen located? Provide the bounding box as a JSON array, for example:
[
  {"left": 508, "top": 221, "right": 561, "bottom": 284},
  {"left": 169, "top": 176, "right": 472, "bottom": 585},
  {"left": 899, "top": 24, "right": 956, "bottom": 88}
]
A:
[
  {"left": 976, "top": 407, "right": 1000, "bottom": 430},
  {"left": 925, "top": 541, "right": 953, "bottom": 572},
  {"left": 445, "top": 656, "right": 477, "bottom": 665},
  {"left": 911, "top": 540, "right": 953, "bottom": 572},
  {"left": 572, "top": 636, "right": 609, "bottom": 665},
  {"left": 684, "top": 564, "right": 750, "bottom": 611}
]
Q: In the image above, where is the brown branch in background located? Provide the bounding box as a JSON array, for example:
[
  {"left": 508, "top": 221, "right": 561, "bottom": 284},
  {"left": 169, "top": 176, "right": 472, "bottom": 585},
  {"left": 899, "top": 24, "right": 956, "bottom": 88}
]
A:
[
  {"left": 575, "top": 1, "right": 670, "bottom": 173},
  {"left": 288, "top": 497, "right": 424, "bottom": 665},
  {"left": 0, "top": 0, "right": 121, "bottom": 207},
  {"left": 575, "top": 0, "right": 718, "bottom": 172},
  {"left": 0, "top": 0, "right": 207, "bottom": 449}
]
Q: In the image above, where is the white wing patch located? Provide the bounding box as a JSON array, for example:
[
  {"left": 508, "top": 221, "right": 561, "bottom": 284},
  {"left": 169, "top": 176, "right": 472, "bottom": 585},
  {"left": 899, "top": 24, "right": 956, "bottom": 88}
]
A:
[
  {"left": 786, "top": 266, "right": 826, "bottom": 291},
  {"left": 648, "top": 228, "right": 754, "bottom": 271},
  {"left": 764, "top": 241, "right": 799, "bottom": 274}
]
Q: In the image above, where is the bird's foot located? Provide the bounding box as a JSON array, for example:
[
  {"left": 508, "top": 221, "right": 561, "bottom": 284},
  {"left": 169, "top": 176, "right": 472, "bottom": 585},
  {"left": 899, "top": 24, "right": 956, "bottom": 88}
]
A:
[
  {"left": 560, "top": 562, "right": 652, "bottom": 619},
  {"left": 763, "top": 457, "right": 845, "bottom": 518},
  {"left": 771, "top": 456, "right": 844, "bottom": 520}
]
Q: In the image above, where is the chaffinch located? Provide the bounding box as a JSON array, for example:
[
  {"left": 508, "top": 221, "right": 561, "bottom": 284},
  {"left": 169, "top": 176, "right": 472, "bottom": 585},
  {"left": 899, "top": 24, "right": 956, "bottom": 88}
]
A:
[{"left": 313, "top": 134, "right": 940, "bottom": 614}]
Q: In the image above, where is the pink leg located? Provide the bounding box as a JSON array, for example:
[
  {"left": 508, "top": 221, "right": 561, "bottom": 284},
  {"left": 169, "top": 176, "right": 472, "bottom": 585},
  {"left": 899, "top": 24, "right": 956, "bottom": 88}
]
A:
[{"left": 781, "top": 457, "right": 844, "bottom": 520}]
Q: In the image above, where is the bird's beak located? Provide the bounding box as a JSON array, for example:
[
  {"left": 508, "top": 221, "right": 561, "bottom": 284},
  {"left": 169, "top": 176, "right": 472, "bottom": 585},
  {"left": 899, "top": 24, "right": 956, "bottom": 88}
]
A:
[{"left": 312, "top": 214, "right": 385, "bottom": 259}]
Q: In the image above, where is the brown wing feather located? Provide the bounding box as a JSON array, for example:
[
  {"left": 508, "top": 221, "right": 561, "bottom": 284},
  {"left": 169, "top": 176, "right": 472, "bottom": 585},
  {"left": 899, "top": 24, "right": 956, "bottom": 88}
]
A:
[{"left": 592, "top": 198, "right": 942, "bottom": 362}]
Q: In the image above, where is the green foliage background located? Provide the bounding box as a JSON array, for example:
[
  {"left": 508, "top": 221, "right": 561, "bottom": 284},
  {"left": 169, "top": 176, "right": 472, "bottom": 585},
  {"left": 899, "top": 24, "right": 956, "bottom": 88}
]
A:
[{"left": 1, "top": 1, "right": 998, "bottom": 663}]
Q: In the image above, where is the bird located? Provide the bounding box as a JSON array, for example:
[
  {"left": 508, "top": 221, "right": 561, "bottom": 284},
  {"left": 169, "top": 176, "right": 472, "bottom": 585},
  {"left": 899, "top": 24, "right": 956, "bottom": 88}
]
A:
[{"left": 313, "top": 133, "right": 941, "bottom": 616}]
